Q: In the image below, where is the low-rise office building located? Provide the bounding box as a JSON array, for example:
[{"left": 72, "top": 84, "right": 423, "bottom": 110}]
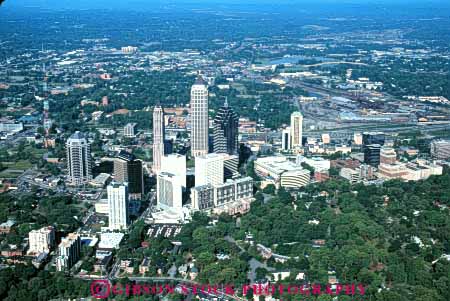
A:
[
  {"left": 255, "top": 156, "right": 310, "bottom": 188},
  {"left": 191, "top": 177, "right": 253, "bottom": 211}
]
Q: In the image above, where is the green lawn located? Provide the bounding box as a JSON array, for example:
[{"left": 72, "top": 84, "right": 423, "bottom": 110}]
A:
[
  {"left": 0, "top": 169, "right": 24, "bottom": 179},
  {"left": 3, "top": 160, "right": 33, "bottom": 170},
  {"left": 25, "top": 146, "right": 46, "bottom": 157}
]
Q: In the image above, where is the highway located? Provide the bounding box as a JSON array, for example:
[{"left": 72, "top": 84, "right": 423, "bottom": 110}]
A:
[{"left": 304, "top": 122, "right": 450, "bottom": 137}]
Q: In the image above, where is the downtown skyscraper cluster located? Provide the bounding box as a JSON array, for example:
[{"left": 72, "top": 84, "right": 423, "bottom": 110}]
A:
[
  {"left": 151, "top": 75, "right": 247, "bottom": 215},
  {"left": 151, "top": 75, "right": 239, "bottom": 171}
]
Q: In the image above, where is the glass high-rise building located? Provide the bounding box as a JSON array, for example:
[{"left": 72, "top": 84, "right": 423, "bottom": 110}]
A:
[
  {"left": 362, "top": 132, "right": 385, "bottom": 166},
  {"left": 364, "top": 144, "right": 382, "bottom": 166},
  {"left": 362, "top": 132, "right": 385, "bottom": 146},
  {"left": 282, "top": 127, "right": 291, "bottom": 151},
  {"left": 213, "top": 100, "right": 239, "bottom": 155},
  {"left": 114, "top": 151, "right": 144, "bottom": 200}
]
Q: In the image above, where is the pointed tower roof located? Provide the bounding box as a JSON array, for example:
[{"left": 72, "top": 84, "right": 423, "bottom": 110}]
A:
[{"left": 194, "top": 75, "right": 206, "bottom": 86}]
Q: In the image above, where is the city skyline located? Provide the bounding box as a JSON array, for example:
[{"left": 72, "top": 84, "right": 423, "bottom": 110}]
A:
[{"left": 0, "top": 2, "right": 450, "bottom": 300}]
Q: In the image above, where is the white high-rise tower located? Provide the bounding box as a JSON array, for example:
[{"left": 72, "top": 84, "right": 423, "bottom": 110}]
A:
[
  {"left": 190, "top": 76, "right": 209, "bottom": 157},
  {"left": 161, "top": 154, "right": 187, "bottom": 188},
  {"left": 56, "top": 233, "right": 80, "bottom": 272},
  {"left": 157, "top": 172, "right": 183, "bottom": 210},
  {"left": 66, "top": 131, "right": 92, "bottom": 185},
  {"left": 28, "top": 226, "right": 55, "bottom": 254},
  {"left": 290, "top": 111, "right": 303, "bottom": 148},
  {"left": 107, "top": 182, "right": 129, "bottom": 231},
  {"left": 195, "top": 153, "right": 225, "bottom": 187},
  {"left": 152, "top": 105, "right": 165, "bottom": 173}
]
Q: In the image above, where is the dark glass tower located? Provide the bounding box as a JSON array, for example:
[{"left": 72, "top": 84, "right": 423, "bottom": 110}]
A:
[
  {"left": 114, "top": 151, "right": 144, "bottom": 199},
  {"left": 362, "top": 132, "right": 385, "bottom": 146},
  {"left": 362, "top": 132, "right": 385, "bottom": 166},
  {"left": 364, "top": 144, "right": 382, "bottom": 166},
  {"left": 213, "top": 99, "right": 239, "bottom": 155}
]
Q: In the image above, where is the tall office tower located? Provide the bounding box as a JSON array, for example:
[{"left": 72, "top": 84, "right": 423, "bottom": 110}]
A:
[
  {"left": 380, "top": 147, "right": 397, "bottom": 165},
  {"left": 107, "top": 182, "right": 130, "bottom": 231},
  {"left": 213, "top": 99, "right": 239, "bottom": 155},
  {"left": 195, "top": 153, "right": 224, "bottom": 187},
  {"left": 281, "top": 127, "right": 291, "bottom": 151},
  {"left": 28, "top": 226, "right": 55, "bottom": 254},
  {"left": 152, "top": 105, "right": 165, "bottom": 173},
  {"left": 362, "top": 132, "right": 385, "bottom": 146},
  {"left": 431, "top": 139, "right": 450, "bottom": 160},
  {"left": 157, "top": 172, "right": 183, "bottom": 209},
  {"left": 353, "top": 133, "right": 363, "bottom": 145},
  {"left": 161, "top": 154, "right": 187, "bottom": 188},
  {"left": 114, "top": 151, "right": 144, "bottom": 200},
  {"left": 190, "top": 76, "right": 209, "bottom": 157},
  {"left": 290, "top": 111, "right": 303, "bottom": 148},
  {"left": 362, "top": 132, "right": 385, "bottom": 167},
  {"left": 364, "top": 144, "right": 382, "bottom": 166},
  {"left": 66, "top": 131, "right": 92, "bottom": 186},
  {"left": 56, "top": 233, "right": 81, "bottom": 272}
]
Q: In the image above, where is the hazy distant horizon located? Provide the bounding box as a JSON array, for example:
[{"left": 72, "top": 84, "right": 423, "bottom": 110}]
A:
[{"left": 3, "top": 0, "right": 450, "bottom": 11}]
